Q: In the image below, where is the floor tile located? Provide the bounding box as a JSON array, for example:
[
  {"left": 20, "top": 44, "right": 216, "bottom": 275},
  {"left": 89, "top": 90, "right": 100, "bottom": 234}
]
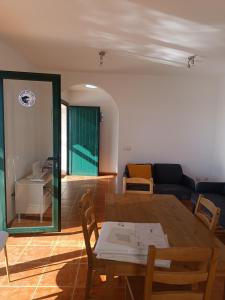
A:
[
  {"left": 7, "top": 236, "right": 31, "bottom": 246},
  {"left": 30, "top": 234, "right": 58, "bottom": 246},
  {"left": 89, "top": 287, "right": 126, "bottom": 300},
  {"left": 32, "top": 286, "right": 74, "bottom": 300},
  {"left": 50, "top": 246, "right": 83, "bottom": 264},
  {"left": 0, "top": 287, "right": 35, "bottom": 300},
  {"left": 0, "top": 262, "right": 44, "bottom": 286},
  {"left": 57, "top": 234, "right": 84, "bottom": 248},
  {"left": 0, "top": 264, "right": 8, "bottom": 284},
  {"left": 61, "top": 222, "right": 82, "bottom": 232},
  {"left": 0, "top": 245, "right": 26, "bottom": 264},
  {"left": 79, "top": 253, "right": 88, "bottom": 264},
  {"left": 72, "top": 288, "right": 85, "bottom": 300},
  {"left": 17, "top": 246, "right": 53, "bottom": 264},
  {"left": 61, "top": 206, "right": 75, "bottom": 216},
  {"left": 211, "top": 278, "right": 224, "bottom": 300},
  {"left": 38, "top": 263, "right": 79, "bottom": 287},
  {"left": 75, "top": 264, "right": 87, "bottom": 288}
]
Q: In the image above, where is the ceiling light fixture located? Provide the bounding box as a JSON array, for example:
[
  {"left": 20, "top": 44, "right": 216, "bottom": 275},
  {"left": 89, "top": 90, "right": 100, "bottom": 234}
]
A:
[
  {"left": 187, "top": 55, "right": 197, "bottom": 69},
  {"left": 99, "top": 50, "right": 106, "bottom": 66},
  {"left": 85, "top": 84, "right": 97, "bottom": 89}
]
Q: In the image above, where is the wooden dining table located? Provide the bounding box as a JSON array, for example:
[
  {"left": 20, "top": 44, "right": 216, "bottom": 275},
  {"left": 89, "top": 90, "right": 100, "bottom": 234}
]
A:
[{"left": 102, "top": 193, "right": 225, "bottom": 299}]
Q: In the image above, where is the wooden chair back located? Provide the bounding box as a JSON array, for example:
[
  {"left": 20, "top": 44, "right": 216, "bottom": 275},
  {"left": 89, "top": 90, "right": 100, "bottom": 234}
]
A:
[
  {"left": 195, "top": 195, "right": 221, "bottom": 232},
  {"left": 78, "top": 189, "right": 99, "bottom": 266},
  {"left": 144, "top": 246, "right": 218, "bottom": 300}
]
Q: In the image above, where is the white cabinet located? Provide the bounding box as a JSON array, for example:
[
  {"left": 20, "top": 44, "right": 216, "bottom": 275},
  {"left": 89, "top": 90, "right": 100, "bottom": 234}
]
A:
[{"left": 15, "top": 174, "right": 52, "bottom": 222}]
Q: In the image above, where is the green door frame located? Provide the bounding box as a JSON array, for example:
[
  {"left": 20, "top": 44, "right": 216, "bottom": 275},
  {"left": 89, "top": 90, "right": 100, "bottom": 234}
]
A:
[
  {"left": 61, "top": 100, "right": 69, "bottom": 176},
  {"left": 0, "top": 70, "right": 61, "bottom": 234}
]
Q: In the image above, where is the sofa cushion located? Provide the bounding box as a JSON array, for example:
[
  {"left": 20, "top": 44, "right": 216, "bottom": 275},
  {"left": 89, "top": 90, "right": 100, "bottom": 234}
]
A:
[
  {"left": 154, "top": 184, "right": 192, "bottom": 200},
  {"left": 221, "top": 185, "right": 225, "bottom": 196},
  {"left": 127, "top": 164, "right": 152, "bottom": 179},
  {"left": 196, "top": 182, "right": 225, "bottom": 194},
  {"left": 153, "top": 164, "right": 183, "bottom": 184}
]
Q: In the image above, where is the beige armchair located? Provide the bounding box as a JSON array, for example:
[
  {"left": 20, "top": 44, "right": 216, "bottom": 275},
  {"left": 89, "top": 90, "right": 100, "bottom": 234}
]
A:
[{"left": 122, "top": 164, "right": 153, "bottom": 194}]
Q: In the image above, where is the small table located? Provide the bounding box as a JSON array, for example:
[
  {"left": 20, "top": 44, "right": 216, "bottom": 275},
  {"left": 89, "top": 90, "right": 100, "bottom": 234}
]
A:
[
  {"left": 103, "top": 193, "right": 225, "bottom": 299},
  {"left": 15, "top": 173, "right": 52, "bottom": 222}
]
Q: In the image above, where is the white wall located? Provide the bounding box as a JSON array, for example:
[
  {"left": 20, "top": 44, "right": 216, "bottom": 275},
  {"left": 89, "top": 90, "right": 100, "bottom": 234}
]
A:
[
  {"left": 61, "top": 72, "right": 221, "bottom": 190},
  {"left": 0, "top": 40, "right": 36, "bottom": 222},
  {"left": 0, "top": 39, "right": 222, "bottom": 191},
  {"left": 0, "top": 41, "right": 59, "bottom": 224},
  {"left": 67, "top": 87, "right": 118, "bottom": 173},
  {"left": 211, "top": 77, "right": 225, "bottom": 181},
  {"left": 0, "top": 40, "right": 55, "bottom": 222}
]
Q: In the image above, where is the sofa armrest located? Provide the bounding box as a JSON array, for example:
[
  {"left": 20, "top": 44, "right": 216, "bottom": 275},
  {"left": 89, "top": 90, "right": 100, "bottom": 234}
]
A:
[
  {"left": 196, "top": 182, "right": 225, "bottom": 194},
  {"left": 182, "top": 174, "right": 195, "bottom": 191}
]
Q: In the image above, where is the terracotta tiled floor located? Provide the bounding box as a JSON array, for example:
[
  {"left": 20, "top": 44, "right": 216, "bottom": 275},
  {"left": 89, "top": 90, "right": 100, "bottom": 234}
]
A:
[
  {"left": 0, "top": 175, "right": 121, "bottom": 300},
  {"left": 0, "top": 175, "right": 224, "bottom": 300}
]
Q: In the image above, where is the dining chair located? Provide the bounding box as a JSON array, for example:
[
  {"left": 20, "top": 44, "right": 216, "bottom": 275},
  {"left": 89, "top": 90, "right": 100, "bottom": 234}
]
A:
[
  {"left": 128, "top": 246, "right": 218, "bottom": 300},
  {"left": 78, "top": 189, "right": 110, "bottom": 300},
  {"left": 0, "top": 231, "right": 10, "bottom": 282},
  {"left": 194, "top": 194, "right": 221, "bottom": 232}
]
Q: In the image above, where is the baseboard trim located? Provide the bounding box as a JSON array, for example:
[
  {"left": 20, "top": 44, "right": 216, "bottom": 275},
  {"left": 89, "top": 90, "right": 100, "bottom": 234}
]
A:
[{"left": 99, "top": 172, "right": 117, "bottom": 176}]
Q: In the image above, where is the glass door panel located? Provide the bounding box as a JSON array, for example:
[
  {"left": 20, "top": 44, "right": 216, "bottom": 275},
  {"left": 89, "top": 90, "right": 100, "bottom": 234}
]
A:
[{"left": 0, "top": 71, "right": 61, "bottom": 233}]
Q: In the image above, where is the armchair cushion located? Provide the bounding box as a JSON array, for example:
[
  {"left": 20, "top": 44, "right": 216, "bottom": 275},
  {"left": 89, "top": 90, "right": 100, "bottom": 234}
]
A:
[
  {"left": 153, "top": 164, "right": 183, "bottom": 184},
  {"left": 127, "top": 164, "right": 152, "bottom": 179}
]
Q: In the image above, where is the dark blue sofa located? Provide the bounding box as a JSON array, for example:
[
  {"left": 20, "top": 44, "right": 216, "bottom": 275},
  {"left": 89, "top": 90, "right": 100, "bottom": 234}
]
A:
[
  {"left": 191, "top": 182, "right": 225, "bottom": 228},
  {"left": 153, "top": 164, "right": 195, "bottom": 200},
  {"left": 124, "top": 163, "right": 195, "bottom": 200}
]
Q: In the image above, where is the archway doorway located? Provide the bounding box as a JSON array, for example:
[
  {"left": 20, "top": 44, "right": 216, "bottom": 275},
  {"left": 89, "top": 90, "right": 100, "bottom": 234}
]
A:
[{"left": 61, "top": 83, "right": 119, "bottom": 176}]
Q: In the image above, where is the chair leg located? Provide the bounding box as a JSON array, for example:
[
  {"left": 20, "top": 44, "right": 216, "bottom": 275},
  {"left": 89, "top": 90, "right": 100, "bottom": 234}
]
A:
[
  {"left": 4, "top": 246, "right": 10, "bottom": 282},
  {"left": 85, "top": 267, "right": 93, "bottom": 300},
  {"left": 125, "top": 277, "right": 135, "bottom": 300},
  {"left": 105, "top": 272, "right": 114, "bottom": 300}
]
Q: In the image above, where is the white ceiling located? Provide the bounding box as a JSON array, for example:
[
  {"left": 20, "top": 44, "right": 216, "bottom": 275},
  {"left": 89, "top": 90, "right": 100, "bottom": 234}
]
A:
[{"left": 0, "top": 0, "right": 225, "bottom": 75}]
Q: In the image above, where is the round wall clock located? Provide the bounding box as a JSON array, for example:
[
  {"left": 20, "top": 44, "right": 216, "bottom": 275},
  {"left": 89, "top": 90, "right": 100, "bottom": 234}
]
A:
[{"left": 18, "top": 90, "right": 36, "bottom": 107}]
